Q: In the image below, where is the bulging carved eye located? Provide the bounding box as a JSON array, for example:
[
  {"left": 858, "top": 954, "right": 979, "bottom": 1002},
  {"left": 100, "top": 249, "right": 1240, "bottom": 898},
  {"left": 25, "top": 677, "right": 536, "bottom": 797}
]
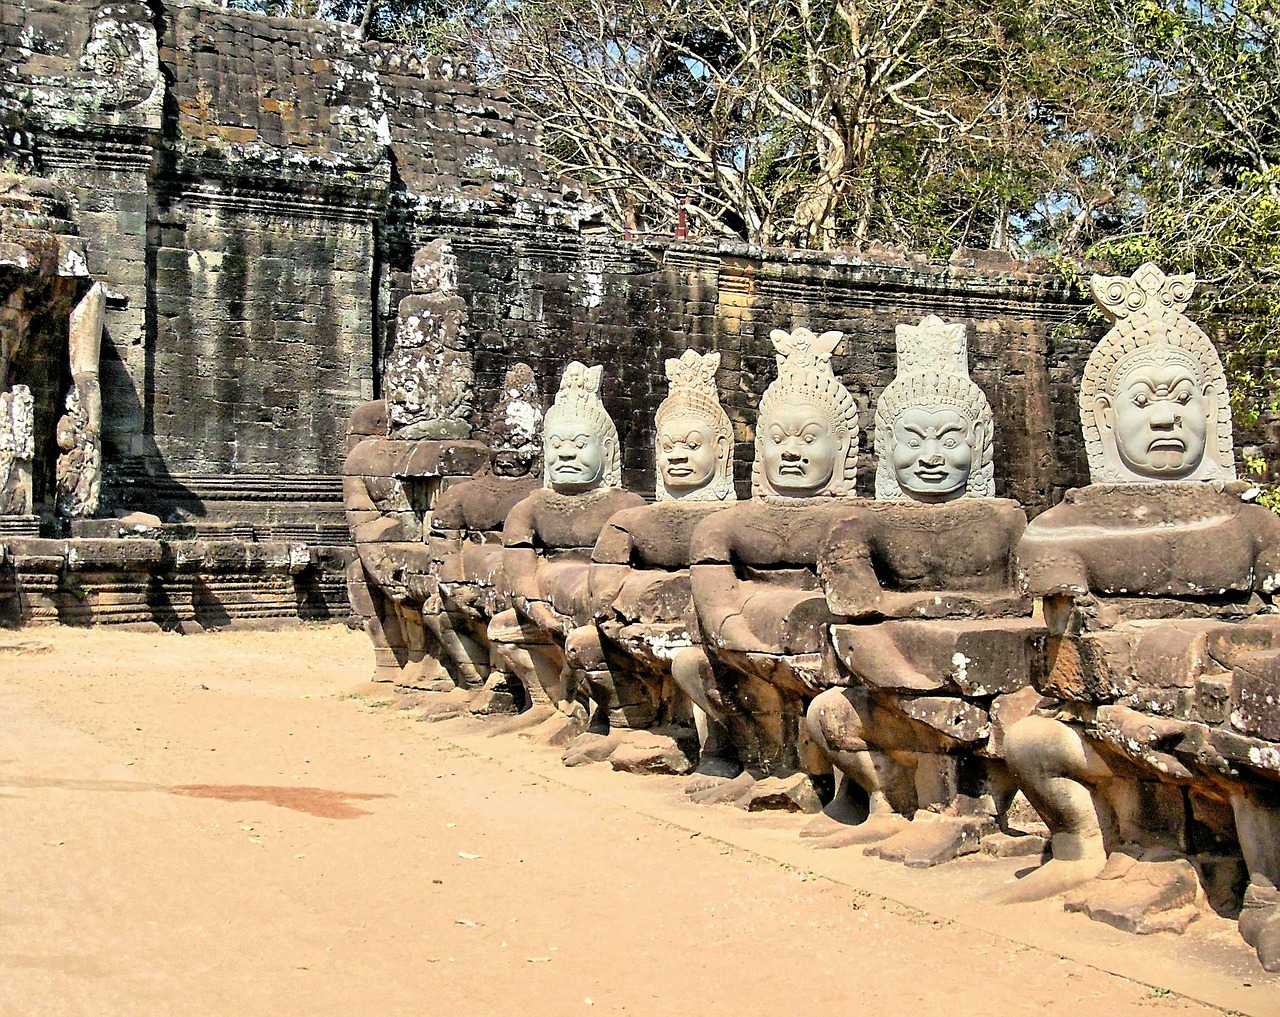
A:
[
  {"left": 1133, "top": 393, "right": 1149, "bottom": 408},
  {"left": 804, "top": 434, "right": 814, "bottom": 444}
]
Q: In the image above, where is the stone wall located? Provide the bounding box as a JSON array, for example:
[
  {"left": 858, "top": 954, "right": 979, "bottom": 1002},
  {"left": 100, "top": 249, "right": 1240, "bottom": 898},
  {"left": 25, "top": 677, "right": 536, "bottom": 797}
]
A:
[{"left": 4, "top": 0, "right": 1108, "bottom": 535}]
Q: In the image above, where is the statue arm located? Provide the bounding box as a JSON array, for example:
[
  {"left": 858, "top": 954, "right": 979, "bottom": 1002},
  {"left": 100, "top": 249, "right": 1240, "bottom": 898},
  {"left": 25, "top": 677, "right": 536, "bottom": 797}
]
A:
[
  {"left": 1251, "top": 504, "right": 1280, "bottom": 595},
  {"left": 816, "top": 516, "right": 886, "bottom": 617},
  {"left": 501, "top": 499, "right": 566, "bottom": 633},
  {"left": 587, "top": 518, "right": 635, "bottom": 617}
]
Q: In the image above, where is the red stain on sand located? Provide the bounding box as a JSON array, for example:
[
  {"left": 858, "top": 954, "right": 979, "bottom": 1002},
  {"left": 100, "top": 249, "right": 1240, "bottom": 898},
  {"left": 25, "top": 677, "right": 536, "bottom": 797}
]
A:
[{"left": 169, "top": 784, "right": 391, "bottom": 819}]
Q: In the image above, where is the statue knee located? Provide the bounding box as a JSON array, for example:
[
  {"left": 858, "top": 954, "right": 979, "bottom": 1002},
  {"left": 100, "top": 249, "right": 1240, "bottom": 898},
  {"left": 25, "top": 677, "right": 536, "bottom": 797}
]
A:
[
  {"left": 1005, "top": 715, "right": 1090, "bottom": 784},
  {"left": 671, "top": 647, "right": 709, "bottom": 701},
  {"left": 806, "top": 687, "right": 866, "bottom": 754},
  {"left": 564, "top": 626, "right": 605, "bottom": 670}
]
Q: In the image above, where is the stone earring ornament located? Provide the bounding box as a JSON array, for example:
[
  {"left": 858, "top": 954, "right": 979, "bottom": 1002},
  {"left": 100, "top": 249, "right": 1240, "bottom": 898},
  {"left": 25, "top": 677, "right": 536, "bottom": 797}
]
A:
[
  {"left": 751, "top": 327, "right": 858, "bottom": 498},
  {"left": 874, "top": 314, "right": 994, "bottom": 502},
  {"left": 1080, "top": 262, "right": 1234, "bottom": 484},
  {"left": 654, "top": 349, "right": 735, "bottom": 502}
]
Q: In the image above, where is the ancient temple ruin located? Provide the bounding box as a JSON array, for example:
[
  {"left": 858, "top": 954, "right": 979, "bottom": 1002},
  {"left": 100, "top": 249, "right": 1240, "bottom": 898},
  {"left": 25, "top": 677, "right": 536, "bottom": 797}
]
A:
[{"left": 3, "top": 0, "right": 1280, "bottom": 981}]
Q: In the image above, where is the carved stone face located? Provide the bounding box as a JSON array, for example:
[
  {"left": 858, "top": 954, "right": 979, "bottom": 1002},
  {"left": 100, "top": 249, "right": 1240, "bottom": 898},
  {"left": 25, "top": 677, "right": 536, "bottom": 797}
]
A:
[
  {"left": 890, "top": 407, "right": 974, "bottom": 502},
  {"left": 545, "top": 420, "right": 608, "bottom": 492},
  {"left": 1103, "top": 358, "right": 1209, "bottom": 480},
  {"left": 492, "top": 444, "right": 537, "bottom": 478},
  {"left": 761, "top": 399, "right": 838, "bottom": 496},
  {"left": 657, "top": 414, "right": 721, "bottom": 496}
]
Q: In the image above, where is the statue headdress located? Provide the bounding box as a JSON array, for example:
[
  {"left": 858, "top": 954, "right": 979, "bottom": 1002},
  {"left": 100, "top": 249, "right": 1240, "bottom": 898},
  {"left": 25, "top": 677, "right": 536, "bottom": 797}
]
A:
[
  {"left": 1079, "top": 263, "right": 1235, "bottom": 483},
  {"left": 874, "top": 315, "right": 994, "bottom": 500},
  {"left": 752, "top": 328, "right": 858, "bottom": 498},
  {"left": 654, "top": 350, "right": 736, "bottom": 502},
  {"left": 543, "top": 361, "right": 622, "bottom": 489}
]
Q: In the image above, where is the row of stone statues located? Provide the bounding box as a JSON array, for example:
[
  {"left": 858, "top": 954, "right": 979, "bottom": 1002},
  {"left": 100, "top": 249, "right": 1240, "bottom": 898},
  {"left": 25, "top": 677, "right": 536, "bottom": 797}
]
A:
[{"left": 343, "top": 261, "right": 1280, "bottom": 972}]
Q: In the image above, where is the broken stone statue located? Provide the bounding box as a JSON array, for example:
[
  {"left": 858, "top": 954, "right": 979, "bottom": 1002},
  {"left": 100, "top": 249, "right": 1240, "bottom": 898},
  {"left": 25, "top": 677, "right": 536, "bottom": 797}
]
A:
[
  {"left": 487, "top": 362, "right": 643, "bottom": 746},
  {"left": 803, "top": 314, "right": 1045, "bottom": 867},
  {"left": 995, "top": 263, "right": 1280, "bottom": 972},
  {"left": 563, "top": 349, "right": 737, "bottom": 774},
  {"left": 342, "top": 242, "right": 487, "bottom": 688},
  {"left": 56, "top": 282, "right": 107, "bottom": 519},
  {"left": 676, "top": 327, "right": 859, "bottom": 811},
  {"left": 423, "top": 364, "right": 545, "bottom": 717}
]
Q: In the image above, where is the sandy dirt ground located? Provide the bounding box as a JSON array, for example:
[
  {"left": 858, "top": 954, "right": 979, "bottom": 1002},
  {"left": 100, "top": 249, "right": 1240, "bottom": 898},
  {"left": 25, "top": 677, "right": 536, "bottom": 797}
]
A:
[{"left": 1, "top": 625, "right": 1277, "bottom": 1017}]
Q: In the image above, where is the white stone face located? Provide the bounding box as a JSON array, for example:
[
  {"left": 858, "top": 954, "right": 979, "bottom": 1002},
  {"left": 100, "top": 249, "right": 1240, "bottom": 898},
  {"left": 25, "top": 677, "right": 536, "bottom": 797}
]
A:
[
  {"left": 761, "top": 399, "right": 838, "bottom": 496},
  {"left": 890, "top": 406, "right": 974, "bottom": 502},
  {"left": 1080, "top": 263, "right": 1236, "bottom": 484},
  {"left": 1106, "top": 357, "right": 1208, "bottom": 480},
  {"left": 873, "top": 316, "right": 994, "bottom": 501},
  {"left": 657, "top": 414, "right": 720, "bottom": 496},
  {"left": 545, "top": 420, "right": 607, "bottom": 493}
]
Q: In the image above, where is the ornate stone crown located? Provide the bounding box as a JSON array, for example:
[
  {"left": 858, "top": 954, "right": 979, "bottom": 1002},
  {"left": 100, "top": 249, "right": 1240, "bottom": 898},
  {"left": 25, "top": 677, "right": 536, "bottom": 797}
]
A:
[
  {"left": 543, "top": 361, "right": 622, "bottom": 489},
  {"left": 874, "top": 314, "right": 995, "bottom": 500},
  {"left": 654, "top": 349, "right": 736, "bottom": 502},
  {"left": 752, "top": 327, "right": 858, "bottom": 498},
  {"left": 1079, "top": 263, "right": 1235, "bottom": 484}
]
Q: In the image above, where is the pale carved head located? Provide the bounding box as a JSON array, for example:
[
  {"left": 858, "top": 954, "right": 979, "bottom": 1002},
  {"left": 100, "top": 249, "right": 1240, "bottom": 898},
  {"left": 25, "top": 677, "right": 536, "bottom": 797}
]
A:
[
  {"left": 1081, "top": 263, "right": 1235, "bottom": 484},
  {"left": 489, "top": 363, "right": 543, "bottom": 479},
  {"left": 654, "top": 350, "right": 736, "bottom": 502},
  {"left": 874, "top": 315, "right": 994, "bottom": 502},
  {"left": 752, "top": 328, "right": 858, "bottom": 498},
  {"left": 543, "top": 362, "right": 622, "bottom": 493}
]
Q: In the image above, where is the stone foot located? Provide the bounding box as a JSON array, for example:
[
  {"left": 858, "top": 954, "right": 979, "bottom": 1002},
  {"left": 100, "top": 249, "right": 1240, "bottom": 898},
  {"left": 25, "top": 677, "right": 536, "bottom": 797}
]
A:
[
  {"left": 416, "top": 688, "right": 473, "bottom": 722},
  {"left": 807, "top": 814, "right": 910, "bottom": 850},
  {"left": 519, "top": 710, "right": 586, "bottom": 748},
  {"left": 1239, "top": 904, "right": 1280, "bottom": 973},
  {"left": 800, "top": 790, "right": 869, "bottom": 838},
  {"left": 467, "top": 674, "right": 521, "bottom": 716},
  {"left": 1062, "top": 850, "right": 1203, "bottom": 935},
  {"left": 866, "top": 815, "right": 993, "bottom": 868},
  {"left": 489, "top": 704, "right": 558, "bottom": 736},
  {"left": 733, "top": 773, "right": 823, "bottom": 814},
  {"left": 981, "top": 831, "right": 1050, "bottom": 859},
  {"left": 988, "top": 832, "right": 1107, "bottom": 904},
  {"left": 562, "top": 731, "right": 626, "bottom": 767},
  {"left": 607, "top": 730, "right": 694, "bottom": 776},
  {"left": 800, "top": 812, "right": 851, "bottom": 839},
  {"left": 688, "top": 770, "right": 757, "bottom": 805}
]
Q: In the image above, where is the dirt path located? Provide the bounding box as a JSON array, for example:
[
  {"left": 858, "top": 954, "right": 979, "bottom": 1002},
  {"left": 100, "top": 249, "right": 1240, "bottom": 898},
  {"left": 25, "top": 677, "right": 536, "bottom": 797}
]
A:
[{"left": 0, "top": 626, "right": 1275, "bottom": 1017}]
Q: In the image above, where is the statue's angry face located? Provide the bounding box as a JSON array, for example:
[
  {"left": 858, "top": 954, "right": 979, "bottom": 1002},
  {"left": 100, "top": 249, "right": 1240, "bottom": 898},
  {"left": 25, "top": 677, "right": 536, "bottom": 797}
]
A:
[
  {"left": 657, "top": 414, "right": 722, "bottom": 496},
  {"left": 761, "top": 398, "right": 839, "bottom": 496},
  {"left": 545, "top": 419, "right": 608, "bottom": 492},
  {"left": 889, "top": 406, "right": 974, "bottom": 502},
  {"left": 1105, "top": 354, "right": 1209, "bottom": 480}
]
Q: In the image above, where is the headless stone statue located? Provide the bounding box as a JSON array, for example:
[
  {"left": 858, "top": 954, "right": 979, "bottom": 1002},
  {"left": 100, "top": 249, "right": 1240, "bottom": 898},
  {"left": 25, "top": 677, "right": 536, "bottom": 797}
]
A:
[
  {"left": 803, "top": 315, "right": 1042, "bottom": 864},
  {"left": 996, "top": 264, "right": 1280, "bottom": 973},
  {"left": 56, "top": 282, "right": 106, "bottom": 519},
  {"left": 488, "top": 362, "right": 643, "bottom": 745},
  {"left": 565, "top": 350, "right": 738, "bottom": 773},
  {"left": 426, "top": 364, "right": 544, "bottom": 711},
  {"left": 342, "top": 242, "right": 487, "bottom": 688},
  {"left": 0, "top": 385, "right": 35, "bottom": 518},
  {"left": 678, "top": 328, "right": 860, "bottom": 807}
]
